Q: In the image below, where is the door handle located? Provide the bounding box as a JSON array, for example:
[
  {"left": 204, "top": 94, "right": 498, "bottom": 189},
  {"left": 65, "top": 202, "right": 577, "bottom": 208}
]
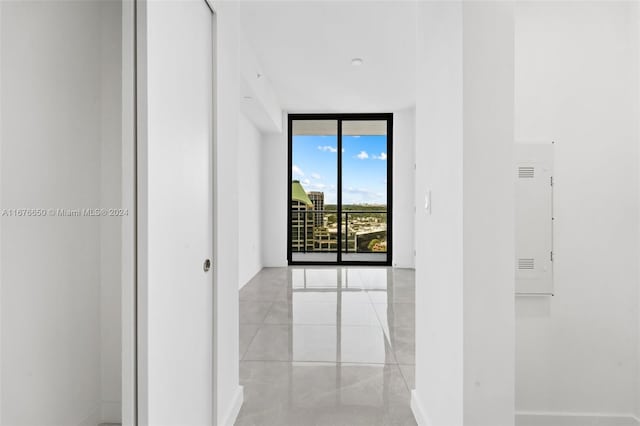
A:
[{"left": 203, "top": 259, "right": 211, "bottom": 272}]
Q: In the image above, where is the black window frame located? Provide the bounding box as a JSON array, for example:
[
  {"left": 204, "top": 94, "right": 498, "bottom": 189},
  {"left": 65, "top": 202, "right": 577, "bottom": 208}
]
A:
[{"left": 287, "top": 113, "right": 393, "bottom": 266}]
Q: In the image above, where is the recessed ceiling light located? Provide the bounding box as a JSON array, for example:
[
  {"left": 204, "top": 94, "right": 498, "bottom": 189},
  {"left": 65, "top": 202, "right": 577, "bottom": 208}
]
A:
[{"left": 351, "top": 58, "right": 364, "bottom": 66}]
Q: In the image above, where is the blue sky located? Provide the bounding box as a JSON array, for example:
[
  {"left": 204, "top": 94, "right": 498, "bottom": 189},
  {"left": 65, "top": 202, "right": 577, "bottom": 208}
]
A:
[{"left": 292, "top": 135, "right": 388, "bottom": 205}]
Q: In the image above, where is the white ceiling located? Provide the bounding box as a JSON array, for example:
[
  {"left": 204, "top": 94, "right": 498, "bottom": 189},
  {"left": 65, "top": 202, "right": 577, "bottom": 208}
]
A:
[{"left": 239, "top": 1, "right": 417, "bottom": 113}]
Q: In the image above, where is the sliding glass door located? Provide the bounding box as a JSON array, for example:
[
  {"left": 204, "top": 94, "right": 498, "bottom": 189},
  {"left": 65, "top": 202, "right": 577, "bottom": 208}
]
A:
[{"left": 288, "top": 114, "right": 392, "bottom": 265}]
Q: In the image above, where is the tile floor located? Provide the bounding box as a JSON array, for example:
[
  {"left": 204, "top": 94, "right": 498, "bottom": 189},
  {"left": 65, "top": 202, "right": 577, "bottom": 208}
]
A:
[{"left": 236, "top": 267, "right": 416, "bottom": 426}]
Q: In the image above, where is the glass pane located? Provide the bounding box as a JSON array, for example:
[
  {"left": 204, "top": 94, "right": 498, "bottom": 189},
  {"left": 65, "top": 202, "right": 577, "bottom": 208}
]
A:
[
  {"left": 341, "top": 121, "right": 388, "bottom": 262},
  {"left": 291, "top": 120, "right": 338, "bottom": 262}
]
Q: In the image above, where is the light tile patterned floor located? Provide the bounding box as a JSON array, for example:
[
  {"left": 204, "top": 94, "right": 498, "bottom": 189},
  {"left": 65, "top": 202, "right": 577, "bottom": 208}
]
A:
[{"left": 236, "top": 267, "right": 416, "bottom": 426}]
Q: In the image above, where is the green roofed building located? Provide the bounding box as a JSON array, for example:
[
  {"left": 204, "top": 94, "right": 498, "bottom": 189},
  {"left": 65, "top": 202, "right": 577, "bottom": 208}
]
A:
[
  {"left": 292, "top": 180, "right": 313, "bottom": 208},
  {"left": 291, "top": 180, "right": 314, "bottom": 252}
]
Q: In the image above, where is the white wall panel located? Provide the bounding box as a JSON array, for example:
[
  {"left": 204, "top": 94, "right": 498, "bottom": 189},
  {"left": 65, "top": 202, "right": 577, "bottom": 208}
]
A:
[{"left": 515, "top": 143, "right": 553, "bottom": 295}]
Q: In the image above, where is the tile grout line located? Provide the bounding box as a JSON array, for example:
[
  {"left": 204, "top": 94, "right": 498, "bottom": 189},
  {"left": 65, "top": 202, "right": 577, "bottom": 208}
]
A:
[
  {"left": 239, "top": 301, "right": 274, "bottom": 361},
  {"left": 363, "top": 272, "right": 413, "bottom": 390},
  {"left": 240, "top": 325, "right": 261, "bottom": 361},
  {"left": 397, "top": 364, "right": 414, "bottom": 394}
]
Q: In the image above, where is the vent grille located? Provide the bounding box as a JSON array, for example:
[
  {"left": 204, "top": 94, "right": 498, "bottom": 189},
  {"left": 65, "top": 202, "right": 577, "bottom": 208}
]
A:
[
  {"left": 518, "top": 258, "right": 535, "bottom": 270},
  {"left": 518, "top": 166, "right": 535, "bottom": 178}
]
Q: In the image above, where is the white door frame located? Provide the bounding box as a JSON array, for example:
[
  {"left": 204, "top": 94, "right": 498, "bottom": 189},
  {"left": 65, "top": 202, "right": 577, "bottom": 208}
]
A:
[{"left": 122, "top": 0, "right": 218, "bottom": 424}]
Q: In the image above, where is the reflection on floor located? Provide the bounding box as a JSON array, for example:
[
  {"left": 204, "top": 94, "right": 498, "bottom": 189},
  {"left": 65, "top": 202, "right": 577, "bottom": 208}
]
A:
[
  {"left": 290, "top": 252, "right": 388, "bottom": 263},
  {"left": 236, "top": 267, "right": 416, "bottom": 426}
]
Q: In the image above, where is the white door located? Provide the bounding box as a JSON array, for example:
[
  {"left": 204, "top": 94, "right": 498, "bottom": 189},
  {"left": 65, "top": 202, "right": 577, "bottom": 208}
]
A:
[{"left": 137, "top": 0, "right": 214, "bottom": 424}]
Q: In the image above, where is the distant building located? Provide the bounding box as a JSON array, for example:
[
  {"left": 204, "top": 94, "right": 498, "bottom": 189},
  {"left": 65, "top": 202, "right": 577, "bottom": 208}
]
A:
[
  {"left": 308, "top": 191, "right": 324, "bottom": 226},
  {"left": 314, "top": 226, "right": 356, "bottom": 252},
  {"left": 313, "top": 227, "right": 336, "bottom": 251},
  {"left": 291, "top": 180, "right": 314, "bottom": 252},
  {"left": 355, "top": 230, "right": 387, "bottom": 253}
]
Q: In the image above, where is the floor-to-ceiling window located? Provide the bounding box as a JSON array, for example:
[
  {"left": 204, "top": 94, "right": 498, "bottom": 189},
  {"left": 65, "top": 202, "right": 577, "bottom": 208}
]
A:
[{"left": 288, "top": 114, "right": 393, "bottom": 265}]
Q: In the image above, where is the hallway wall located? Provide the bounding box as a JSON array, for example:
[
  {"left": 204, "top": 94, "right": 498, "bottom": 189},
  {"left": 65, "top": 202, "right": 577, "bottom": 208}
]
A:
[
  {"left": 392, "top": 107, "right": 416, "bottom": 269},
  {"left": 514, "top": 2, "right": 640, "bottom": 422},
  {"left": 413, "top": 4, "right": 464, "bottom": 423},
  {"left": 261, "top": 119, "right": 288, "bottom": 267},
  {"left": 214, "top": 1, "right": 244, "bottom": 424},
  {"left": 637, "top": 5, "right": 640, "bottom": 421},
  {"left": 0, "top": 1, "right": 122, "bottom": 424},
  {"left": 413, "top": 3, "right": 515, "bottom": 424},
  {"left": 462, "top": 4, "right": 515, "bottom": 423},
  {"left": 99, "top": 1, "right": 123, "bottom": 422},
  {"left": 238, "top": 113, "right": 263, "bottom": 288}
]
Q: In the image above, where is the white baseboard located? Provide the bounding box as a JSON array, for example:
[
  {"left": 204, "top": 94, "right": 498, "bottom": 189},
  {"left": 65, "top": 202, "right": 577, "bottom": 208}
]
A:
[
  {"left": 220, "top": 385, "right": 244, "bottom": 426},
  {"left": 239, "top": 265, "right": 263, "bottom": 290},
  {"left": 262, "top": 259, "right": 288, "bottom": 268},
  {"left": 516, "top": 411, "right": 640, "bottom": 426},
  {"left": 410, "top": 390, "right": 429, "bottom": 426}
]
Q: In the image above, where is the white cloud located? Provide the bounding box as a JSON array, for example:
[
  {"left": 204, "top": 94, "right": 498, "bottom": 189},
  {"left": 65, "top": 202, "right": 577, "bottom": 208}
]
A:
[
  {"left": 292, "top": 164, "right": 304, "bottom": 177},
  {"left": 306, "top": 182, "right": 326, "bottom": 191},
  {"left": 318, "top": 145, "right": 337, "bottom": 153},
  {"left": 356, "top": 151, "right": 369, "bottom": 160},
  {"left": 311, "top": 173, "right": 322, "bottom": 180},
  {"left": 301, "top": 179, "right": 331, "bottom": 195},
  {"left": 342, "top": 187, "right": 386, "bottom": 204},
  {"left": 345, "top": 187, "right": 374, "bottom": 196},
  {"left": 372, "top": 152, "right": 387, "bottom": 160}
]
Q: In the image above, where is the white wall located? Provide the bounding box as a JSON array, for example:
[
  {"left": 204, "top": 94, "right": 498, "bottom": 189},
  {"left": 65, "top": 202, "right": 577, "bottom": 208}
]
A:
[
  {"left": 100, "top": 1, "right": 123, "bottom": 422},
  {"left": 213, "top": 1, "right": 244, "bottom": 424},
  {"left": 463, "top": 4, "right": 515, "bottom": 424},
  {"left": 239, "top": 31, "right": 282, "bottom": 134},
  {"left": 413, "top": 3, "right": 464, "bottom": 424},
  {"left": 514, "top": 3, "right": 640, "bottom": 423},
  {"left": 393, "top": 107, "right": 416, "bottom": 269},
  {"left": 637, "top": 4, "right": 640, "bottom": 422},
  {"left": 121, "top": 1, "right": 137, "bottom": 423},
  {"left": 1, "top": 3, "right": 3, "bottom": 419},
  {"left": 413, "top": 3, "right": 515, "bottom": 425},
  {"left": 1, "top": 1, "right": 122, "bottom": 424},
  {"left": 238, "top": 114, "right": 263, "bottom": 288},
  {"left": 260, "top": 110, "right": 415, "bottom": 268},
  {"left": 261, "top": 117, "right": 288, "bottom": 268}
]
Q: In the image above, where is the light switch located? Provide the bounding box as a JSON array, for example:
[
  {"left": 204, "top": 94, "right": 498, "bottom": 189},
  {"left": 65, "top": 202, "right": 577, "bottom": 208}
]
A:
[{"left": 425, "top": 190, "right": 431, "bottom": 215}]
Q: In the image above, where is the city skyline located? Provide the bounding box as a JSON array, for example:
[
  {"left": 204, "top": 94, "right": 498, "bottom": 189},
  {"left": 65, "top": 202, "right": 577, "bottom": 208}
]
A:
[
  {"left": 290, "top": 180, "right": 388, "bottom": 254},
  {"left": 292, "top": 134, "right": 388, "bottom": 205}
]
